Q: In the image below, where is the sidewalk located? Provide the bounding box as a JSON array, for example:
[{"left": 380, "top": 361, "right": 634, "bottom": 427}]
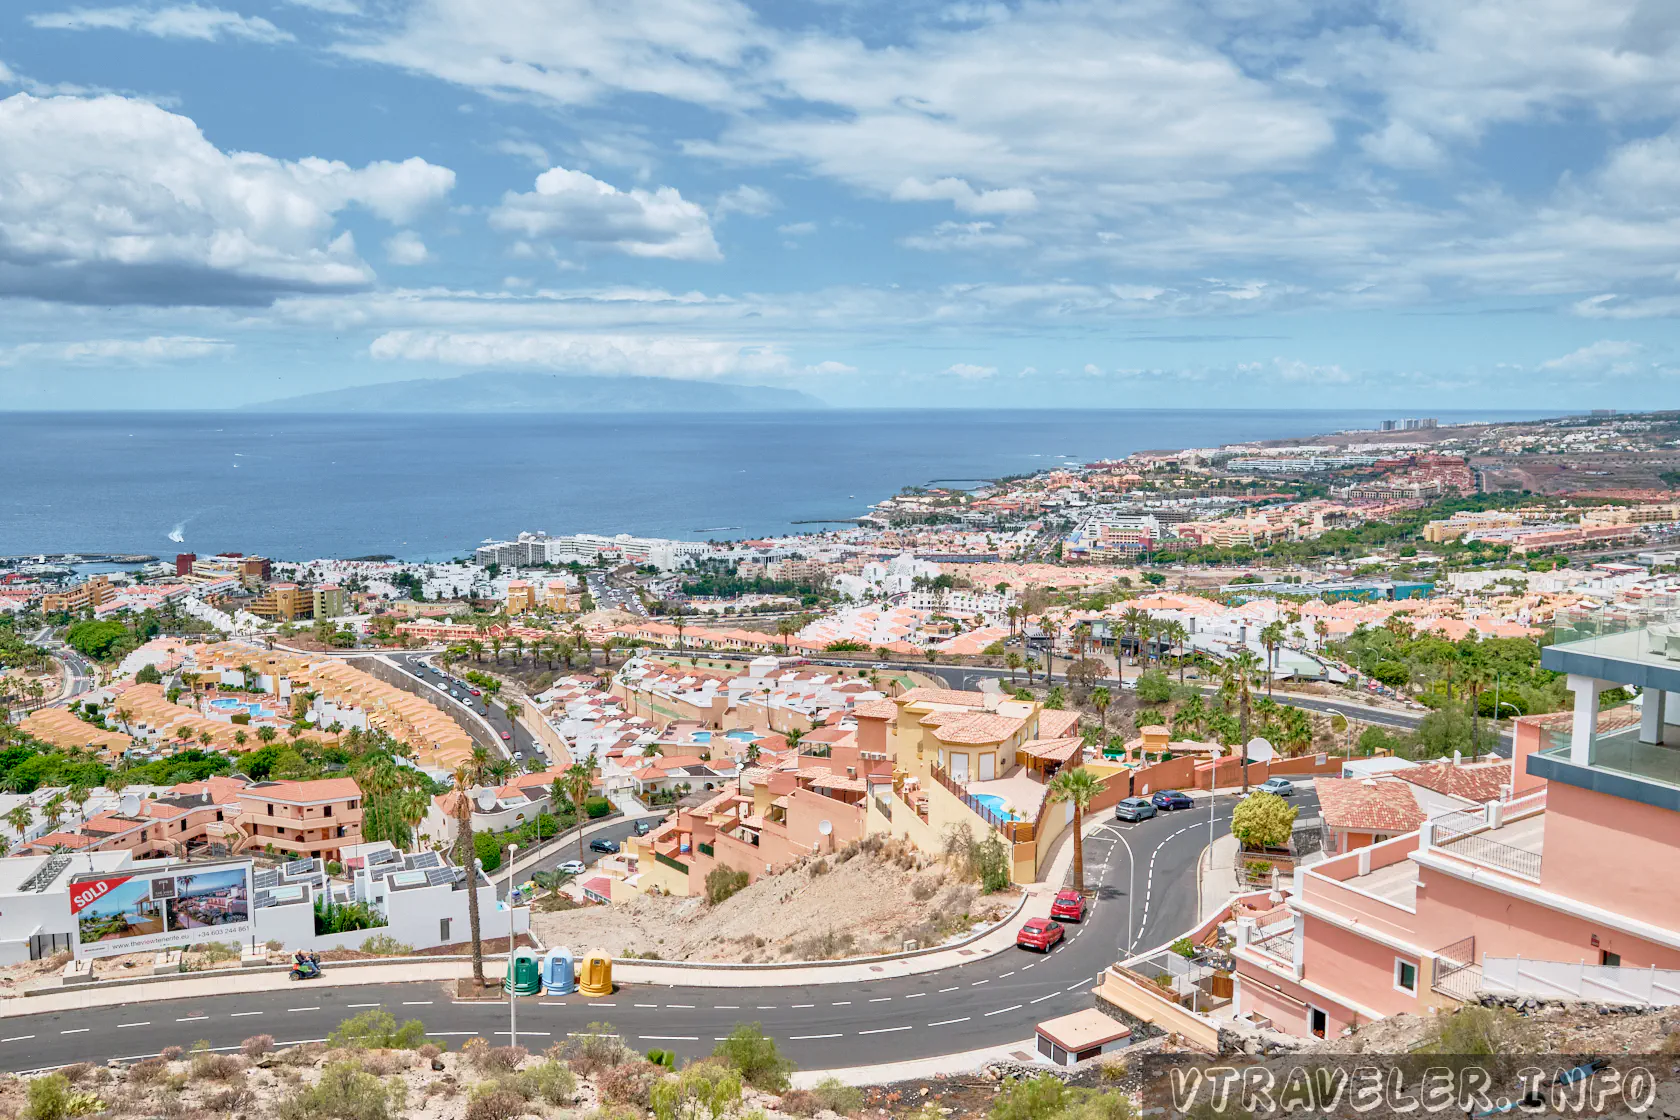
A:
[{"left": 1197, "top": 832, "right": 1241, "bottom": 921}]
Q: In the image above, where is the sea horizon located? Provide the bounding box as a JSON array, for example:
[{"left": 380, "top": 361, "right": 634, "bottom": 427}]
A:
[{"left": 2, "top": 406, "right": 1556, "bottom": 560}]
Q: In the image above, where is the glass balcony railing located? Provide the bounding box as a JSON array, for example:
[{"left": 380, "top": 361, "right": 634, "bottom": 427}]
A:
[
  {"left": 1543, "top": 725, "right": 1680, "bottom": 789},
  {"left": 1550, "top": 596, "right": 1680, "bottom": 661}
]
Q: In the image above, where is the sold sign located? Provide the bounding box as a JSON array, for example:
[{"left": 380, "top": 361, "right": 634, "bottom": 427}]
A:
[{"left": 69, "top": 876, "right": 132, "bottom": 914}]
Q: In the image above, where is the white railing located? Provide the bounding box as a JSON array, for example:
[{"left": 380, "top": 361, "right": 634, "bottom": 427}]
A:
[{"left": 1481, "top": 956, "right": 1680, "bottom": 1007}]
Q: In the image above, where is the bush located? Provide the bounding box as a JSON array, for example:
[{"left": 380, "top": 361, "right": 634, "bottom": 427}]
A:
[
  {"left": 526, "top": 1059, "right": 577, "bottom": 1105},
  {"left": 159, "top": 1046, "right": 184, "bottom": 1061},
  {"left": 558, "top": 1022, "right": 632, "bottom": 1076},
  {"left": 1230, "top": 792, "right": 1296, "bottom": 851},
  {"left": 586, "top": 796, "right": 612, "bottom": 818},
  {"left": 1244, "top": 860, "right": 1273, "bottom": 882},
  {"left": 598, "top": 1061, "right": 662, "bottom": 1108},
  {"left": 1169, "top": 937, "right": 1196, "bottom": 960},
  {"left": 465, "top": 1087, "right": 528, "bottom": 1120},
  {"left": 650, "top": 1059, "right": 743, "bottom": 1120},
  {"left": 277, "top": 1061, "right": 405, "bottom": 1120},
  {"left": 241, "top": 1034, "right": 276, "bottom": 1058},
  {"left": 471, "top": 1044, "right": 528, "bottom": 1073},
  {"left": 358, "top": 933, "right": 414, "bottom": 956},
  {"left": 990, "top": 1073, "right": 1136, "bottom": 1120},
  {"left": 190, "top": 1051, "right": 245, "bottom": 1081},
  {"left": 24, "top": 1073, "right": 104, "bottom": 1120},
  {"left": 808, "top": 1076, "right": 864, "bottom": 1116},
  {"left": 1418, "top": 1005, "right": 1532, "bottom": 1056},
  {"left": 129, "top": 1058, "right": 168, "bottom": 1084},
  {"left": 705, "top": 866, "right": 750, "bottom": 905},
  {"left": 711, "top": 1023, "right": 794, "bottom": 1093},
  {"left": 328, "top": 1009, "right": 431, "bottom": 1050}
]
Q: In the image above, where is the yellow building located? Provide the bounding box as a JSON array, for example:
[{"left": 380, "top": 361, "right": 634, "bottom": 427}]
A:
[
  {"left": 506, "top": 581, "right": 537, "bottom": 615},
  {"left": 41, "top": 575, "right": 114, "bottom": 614},
  {"left": 250, "top": 583, "right": 309, "bottom": 621}
]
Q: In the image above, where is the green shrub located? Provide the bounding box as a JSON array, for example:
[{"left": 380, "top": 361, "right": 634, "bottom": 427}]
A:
[
  {"left": 1169, "top": 937, "right": 1196, "bottom": 959},
  {"left": 705, "top": 866, "right": 750, "bottom": 905},
  {"left": 276, "top": 1061, "right": 405, "bottom": 1120},
  {"left": 989, "top": 1073, "right": 1136, "bottom": 1120},
  {"left": 1230, "top": 792, "right": 1296, "bottom": 850},
  {"left": 585, "top": 796, "right": 612, "bottom": 818},
  {"left": 1417, "top": 1005, "right": 1532, "bottom": 1056},
  {"left": 651, "top": 1059, "right": 742, "bottom": 1120},
  {"left": 526, "top": 1059, "right": 577, "bottom": 1104},
  {"left": 24, "top": 1073, "right": 104, "bottom": 1120},
  {"left": 327, "top": 1009, "right": 431, "bottom": 1050},
  {"left": 357, "top": 933, "right": 414, "bottom": 956},
  {"left": 809, "top": 1076, "right": 865, "bottom": 1116},
  {"left": 711, "top": 1023, "right": 794, "bottom": 1092}
]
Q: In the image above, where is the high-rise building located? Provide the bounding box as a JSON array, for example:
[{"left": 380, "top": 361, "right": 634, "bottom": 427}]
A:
[{"left": 175, "top": 552, "right": 197, "bottom": 575}]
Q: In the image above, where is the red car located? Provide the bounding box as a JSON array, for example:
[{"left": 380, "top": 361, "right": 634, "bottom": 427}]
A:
[
  {"left": 500, "top": 731, "right": 511, "bottom": 740},
  {"left": 1016, "top": 917, "right": 1065, "bottom": 952},
  {"left": 469, "top": 688, "right": 481, "bottom": 696},
  {"left": 1050, "top": 890, "right": 1086, "bottom": 923}
]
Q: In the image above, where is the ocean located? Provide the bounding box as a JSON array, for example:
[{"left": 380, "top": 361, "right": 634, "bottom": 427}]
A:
[{"left": 0, "top": 409, "right": 1551, "bottom": 560}]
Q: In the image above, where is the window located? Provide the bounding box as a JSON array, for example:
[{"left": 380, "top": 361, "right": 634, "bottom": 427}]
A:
[
  {"left": 1395, "top": 958, "right": 1418, "bottom": 994},
  {"left": 1601, "top": 950, "right": 1621, "bottom": 967},
  {"left": 324, "top": 805, "right": 333, "bottom": 817},
  {"left": 267, "top": 804, "right": 274, "bottom": 816},
  {"left": 1309, "top": 1007, "right": 1327, "bottom": 1039},
  {"left": 440, "top": 918, "right": 451, "bottom": 943}
]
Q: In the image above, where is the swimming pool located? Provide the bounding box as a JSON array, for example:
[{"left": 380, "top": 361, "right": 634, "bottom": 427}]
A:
[
  {"left": 209, "top": 697, "right": 269, "bottom": 718},
  {"left": 972, "top": 793, "right": 1021, "bottom": 821}
]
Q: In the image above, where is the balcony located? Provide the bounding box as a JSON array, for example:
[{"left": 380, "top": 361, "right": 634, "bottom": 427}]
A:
[{"left": 1539, "top": 723, "right": 1680, "bottom": 793}]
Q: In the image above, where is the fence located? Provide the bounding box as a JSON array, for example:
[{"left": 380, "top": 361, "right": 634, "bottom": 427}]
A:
[
  {"left": 1431, "top": 810, "right": 1542, "bottom": 880},
  {"left": 1431, "top": 934, "right": 1479, "bottom": 1000},
  {"left": 929, "top": 763, "right": 1032, "bottom": 840},
  {"left": 1482, "top": 956, "right": 1680, "bottom": 1007}
]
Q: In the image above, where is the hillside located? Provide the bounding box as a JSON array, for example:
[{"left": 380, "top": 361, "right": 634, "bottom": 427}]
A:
[
  {"left": 249, "top": 371, "right": 825, "bottom": 413},
  {"left": 532, "top": 837, "right": 1017, "bottom": 962}
]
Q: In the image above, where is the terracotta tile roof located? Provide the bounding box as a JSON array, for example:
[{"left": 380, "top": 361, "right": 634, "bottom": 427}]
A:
[
  {"left": 930, "top": 712, "right": 1026, "bottom": 745},
  {"left": 1315, "top": 777, "right": 1425, "bottom": 834},
  {"left": 894, "top": 687, "right": 990, "bottom": 709},
  {"left": 1021, "top": 736, "right": 1083, "bottom": 762},
  {"left": 1396, "top": 760, "right": 1510, "bottom": 804},
  {"left": 242, "top": 777, "right": 362, "bottom": 802},
  {"left": 1038, "top": 709, "right": 1081, "bottom": 738},
  {"left": 1517, "top": 704, "right": 1641, "bottom": 733}
]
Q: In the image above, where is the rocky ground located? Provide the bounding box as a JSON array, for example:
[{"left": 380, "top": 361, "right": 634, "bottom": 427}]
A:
[{"left": 532, "top": 838, "right": 1017, "bottom": 962}]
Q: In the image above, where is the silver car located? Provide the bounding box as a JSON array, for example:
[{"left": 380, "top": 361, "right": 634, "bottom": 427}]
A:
[{"left": 1259, "top": 777, "right": 1295, "bottom": 796}]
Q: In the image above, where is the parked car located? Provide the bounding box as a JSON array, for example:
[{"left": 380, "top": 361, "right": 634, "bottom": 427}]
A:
[
  {"left": 1016, "top": 917, "right": 1065, "bottom": 952},
  {"left": 1049, "top": 889, "right": 1086, "bottom": 922},
  {"left": 469, "top": 688, "right": 481, "bottom": 696},
  {"left": 1152, "top": 790, "right": 1194, "bottom": 811},
  {"left": 557, "top": 859, "right": 586, "bottom": 875},
  {"left": 1114, "top": 797, "right": 1157, "bottom": 823},
  {"left": 1259, "top": 777, "right": 1295, "bottom": 796},
  {"left": 589, "top": 838, "right": 620, "bottom": 854}
]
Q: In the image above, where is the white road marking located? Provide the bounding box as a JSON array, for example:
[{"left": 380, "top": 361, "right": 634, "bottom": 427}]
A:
[
  {"left": 402, "top": 1001, "right": 432, "bottom": 1006},
  {"left": 346, "top": 1003, "right": 381, "bottom": 1009},
  {"left": 831, "top": 1001, "right": 851, "bottom": 1006},
  {"left": 857, "top": 1025, "right": 912, "bottom": 1035},
  {"left": 999, "top": 971, "right": 1015, "bottom": 977},
  {"left": 497, "top": 1030, "right": 550, "bottom": 1036},
  {"left": 641, "top": 1035, "right": 698, "bottom": 1041},
  {"left": 788, "top": 1033, "right": 842, "bottom": 1040},
  {"left": 230, "top": 1011, "right": 264, "bottom": 1017},
  {"left": 176, "top": 1016, "right": 208, "bottom": 1023},
  {"left": 667, "top": 1004, "right": 695, "bottom": 1009},
  {"left": 868, "top": 997, "right": 892, "bottom": 1003},
  {"left": 938, "top": 986, "right": 959, "bottom": 993},
  {"left": 1030, "top": 993, "right": 1058, "bottom": 1004},
  {"left": 289, "top": 1007, "right": 319, "bottom": 1012},
  {"left": 714, "top": 1005, "right": 740, "bottom": 1010},
  {"left": 970, "top": 979, "right": 989, "bottom": 986},
  {"left": 590, "top": 1002, "right": 617, "bottom": 1007},
  {"left": 985, "top": 1005, "right": 1023, "bottom": 1016},
  {"left": 3, "top": 1035, "right": 35, "bottom": 1042},
  {"left": 905, "top": 993, "right": 926, "bottom": 999},
  {"left": 118, "top": 1022, "right": 151, "bottom": 1028},
  {"left": 62, "top": 1028, "right": 89, "bottom": 1034},
  {"left": 756, "top": 1005, "right": 777, "bottom": 1010},
  {"left": 927, "top": 1017, "right": 969, "bottom": 1027},
  {"left": 791, "top": 1003, "right": 813, "bottom": 1008},
  {"left": 634, "top": 1004, "right": 660, "bottom": 1008}
]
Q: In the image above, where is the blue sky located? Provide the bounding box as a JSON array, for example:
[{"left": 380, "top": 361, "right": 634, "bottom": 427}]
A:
[{"left": 3, "top": 0, "right": 1680, "bottom": 409}]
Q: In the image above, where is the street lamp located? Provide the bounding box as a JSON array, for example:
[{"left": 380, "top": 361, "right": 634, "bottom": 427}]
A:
[{"left": 507, "top": 842, "right": 518, "bottom": 1050}]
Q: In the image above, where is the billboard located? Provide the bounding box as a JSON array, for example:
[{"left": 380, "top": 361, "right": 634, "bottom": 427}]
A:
[{"left": 70, "top": 859, "right": 254, "bottom": 959}]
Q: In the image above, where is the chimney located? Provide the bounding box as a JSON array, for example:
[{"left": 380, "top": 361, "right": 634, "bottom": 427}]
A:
[{"left": 1452, "top": 750, "right": 1462, "bottom": 767}]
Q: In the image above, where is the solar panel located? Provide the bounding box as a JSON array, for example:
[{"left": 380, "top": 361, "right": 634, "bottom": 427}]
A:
[
  {"left": 408, "top": 851, "right": 441, "bottom": 870},
  {"left": 367, "top": 848, "right": 398, "bottom": 866},
  {"left": 425, "top": 867, "right": 462, "bottom": 888},
  {"left": 23, "top": 856, "right": 71, "bottom": 893},
  {"left": 252, "top": 869, "right": 279, "bottom": 889}
]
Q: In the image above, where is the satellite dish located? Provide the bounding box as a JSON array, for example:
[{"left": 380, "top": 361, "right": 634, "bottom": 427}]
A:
[
  {"left": 476, "top": 788, "right": 498, "bottom": 811},
  {"left": 1245, "top": 737, "right": 1276, "bottom": 763},
  {"left": 817, "top": 820, "right": 832, "bottom": 836},
  {"left": 119, "top": 794, "right": 140, "bottom": 816}
]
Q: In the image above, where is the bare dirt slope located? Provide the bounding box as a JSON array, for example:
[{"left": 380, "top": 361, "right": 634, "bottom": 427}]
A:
[{"left": 532, "top": 838, "right": 1017, "bottom": 962}]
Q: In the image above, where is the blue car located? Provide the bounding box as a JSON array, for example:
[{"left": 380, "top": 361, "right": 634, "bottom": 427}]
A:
[{"left": 1151, "top": 790, "right": 1194, "bottom": 811}]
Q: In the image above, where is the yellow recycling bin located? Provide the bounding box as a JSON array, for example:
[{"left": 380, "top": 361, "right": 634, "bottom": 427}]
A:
[{"left": 578, "top": 949, "right": 613, "bottom": 998}]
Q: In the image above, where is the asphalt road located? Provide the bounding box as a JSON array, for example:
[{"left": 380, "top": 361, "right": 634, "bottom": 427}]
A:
[
  {"left": 0, "top": 794, "right": 1311, "bottom": 1073},
  {"left": 384, "top": 652, "right": 544, "bottom": 765}
]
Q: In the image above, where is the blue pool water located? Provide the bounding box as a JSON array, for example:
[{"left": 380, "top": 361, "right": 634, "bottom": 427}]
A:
[
  {"left": 972, "top": 793, "right": 1020, "bottom": 820},
  {"left": 208, "top": 697, "right": 268, "bottom": 717}
]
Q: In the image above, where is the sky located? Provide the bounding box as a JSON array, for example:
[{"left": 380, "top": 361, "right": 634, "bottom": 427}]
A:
[{"left": 3, "top": 0, "right": 1680, "bottom": 410}]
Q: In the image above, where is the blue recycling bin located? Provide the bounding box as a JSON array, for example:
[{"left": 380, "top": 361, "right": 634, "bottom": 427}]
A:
[{"left": 541, "top": 946, "right": 575, "bottom": 995}]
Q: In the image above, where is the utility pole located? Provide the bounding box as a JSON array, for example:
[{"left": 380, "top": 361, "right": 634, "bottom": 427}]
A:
[{"left": 507, "top": 843, "right": 518, "bottom": 1050}]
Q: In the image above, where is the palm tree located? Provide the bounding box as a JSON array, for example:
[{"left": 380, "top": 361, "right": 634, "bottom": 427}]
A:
[
  {"left": 1004, "top": 651, "right": 1023, "bottom": 682},
  {"left": 1005, "top": 605, "right": 1021, "bottom": 638},
  {"left": 1462, "top": 661, "right": 1491, "bottom": 756},
  {"left": 776, "top": 617, "right": 799, "bottom": 651},
  {"left": 1226, "top": 650, "right": 1263, "bottom": 793},
  {"left": 1091, "top": 686, "right": 1111, "bottom": 735},
  {"left": 784, "top": 726, "right": 805, "bottom": 753},
  {"left": 41, "top": 793, "right": 66, "bottom": 833},
  {"left": 491, "top": 636, "right": 504, "bottom": 664},
  {"left": 1314, "top": 619, "right": 1330, "bottom": 652},
  {"left": 5, "top": 803, "right": 33, "bottom": 845},
  {"left": 564, "top": 761, "right": 594, "bottom": 863},
  {"left": 671, "top": 605, "right": 688, "bottom": 652},
  {"left": 1120, "top": 607, "right": 1147, "bottom": 666},
  {"left": 467, "top": 639, "right": 484, "bottom": 664},
  {"left": 1047, "top": 767, "right": 1102, "bottom": 894},
  {"left": 450, "top": 765, "right": 486, "bottom": 987},
  {"left": 67, "top": 785, "right": 90, "bottom": 829},
  {"left": 1167, "top": 621, "right": 1190, "bottom": 684},
  {"left": 1259, "top": 621, "right": 1286, "bottom": 697},
  {"left": 601, "top": 636, "right": 618, "bottom": 666}
]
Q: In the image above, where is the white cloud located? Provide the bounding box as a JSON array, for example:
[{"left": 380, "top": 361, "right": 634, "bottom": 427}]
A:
[
  {"left": 945, "top": 362, "right": 997, "bottom": 379},
  {"left": 0, "top": 335, "right": 229, "bottom": 364},
  {"left": 776, "top": 221, "right": 816, "bottom": 237},
  {"left": 29, "top": 4, "right": 293, "bottom": 42},
  {"left": 490, "top": 166, "right": 720, "bottom": 261},
  {"left": 1539, "top": 339, "right": 1647, "bottom": 375},
  {"left": 0, "top": 92, "right": 455, "bottom": 304},
  {"left": 714, "top": 184, "right": 777, "bottom": 219},
  {"left": 1359, "top": 120, "right": 1446, "bottom": 170},
  {"left": 892, "top": 177, "right": 1038, "bottom": 214},
  {"left": 493, "top": 139, "right": 551, "bottom": 170},
  {"left": 370, "top": 329, "right": 817, "bottom": 380},
  {"left": 385, "top": 230, "right": 430, "bottom": 265},
  {"left": 901, "top": 221, "right": 1030, "bottom": 252},
  {"left": 282, "top": 0, "right": 358, "bottom": 12}
]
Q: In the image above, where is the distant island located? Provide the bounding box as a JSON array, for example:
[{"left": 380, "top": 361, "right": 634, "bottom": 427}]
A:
[{"left": 247, "top": 371, "right": 826, "bottom": 413}]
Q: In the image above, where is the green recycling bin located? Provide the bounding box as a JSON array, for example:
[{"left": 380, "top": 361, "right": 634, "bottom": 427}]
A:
[{"left": 504, "top": 948, "right": 541, "bottom": 995}]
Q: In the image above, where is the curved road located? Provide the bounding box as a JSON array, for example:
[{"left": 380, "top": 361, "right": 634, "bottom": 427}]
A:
[{"left": 0, "top": 790, "right": 1314, "bottom": 1074}]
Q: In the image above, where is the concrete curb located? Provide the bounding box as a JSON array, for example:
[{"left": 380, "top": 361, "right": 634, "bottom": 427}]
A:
[{"left": 791, "top": 1037, "right": 1039, "bottom": 1088}]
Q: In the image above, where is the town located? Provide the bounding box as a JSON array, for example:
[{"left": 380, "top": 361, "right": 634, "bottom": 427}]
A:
[{"left": 0, "top": 409, "right": 1678, "bottom": 1114}]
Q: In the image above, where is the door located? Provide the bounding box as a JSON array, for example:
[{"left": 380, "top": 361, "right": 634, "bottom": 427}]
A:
[
  {"left": 950, "top": 752, "right": 969, "bottom": 782},
  {"left": 978, "top": 753, "right": 996, "bottom": 781}
]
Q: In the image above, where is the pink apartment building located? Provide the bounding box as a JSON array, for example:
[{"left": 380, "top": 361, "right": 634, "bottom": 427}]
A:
[
  {"left": 1229, "top": 624, "right": 1680, "bottom": 1039},
  {"left": 234, "top": 777, "right": 364, "bottom": 862}
]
